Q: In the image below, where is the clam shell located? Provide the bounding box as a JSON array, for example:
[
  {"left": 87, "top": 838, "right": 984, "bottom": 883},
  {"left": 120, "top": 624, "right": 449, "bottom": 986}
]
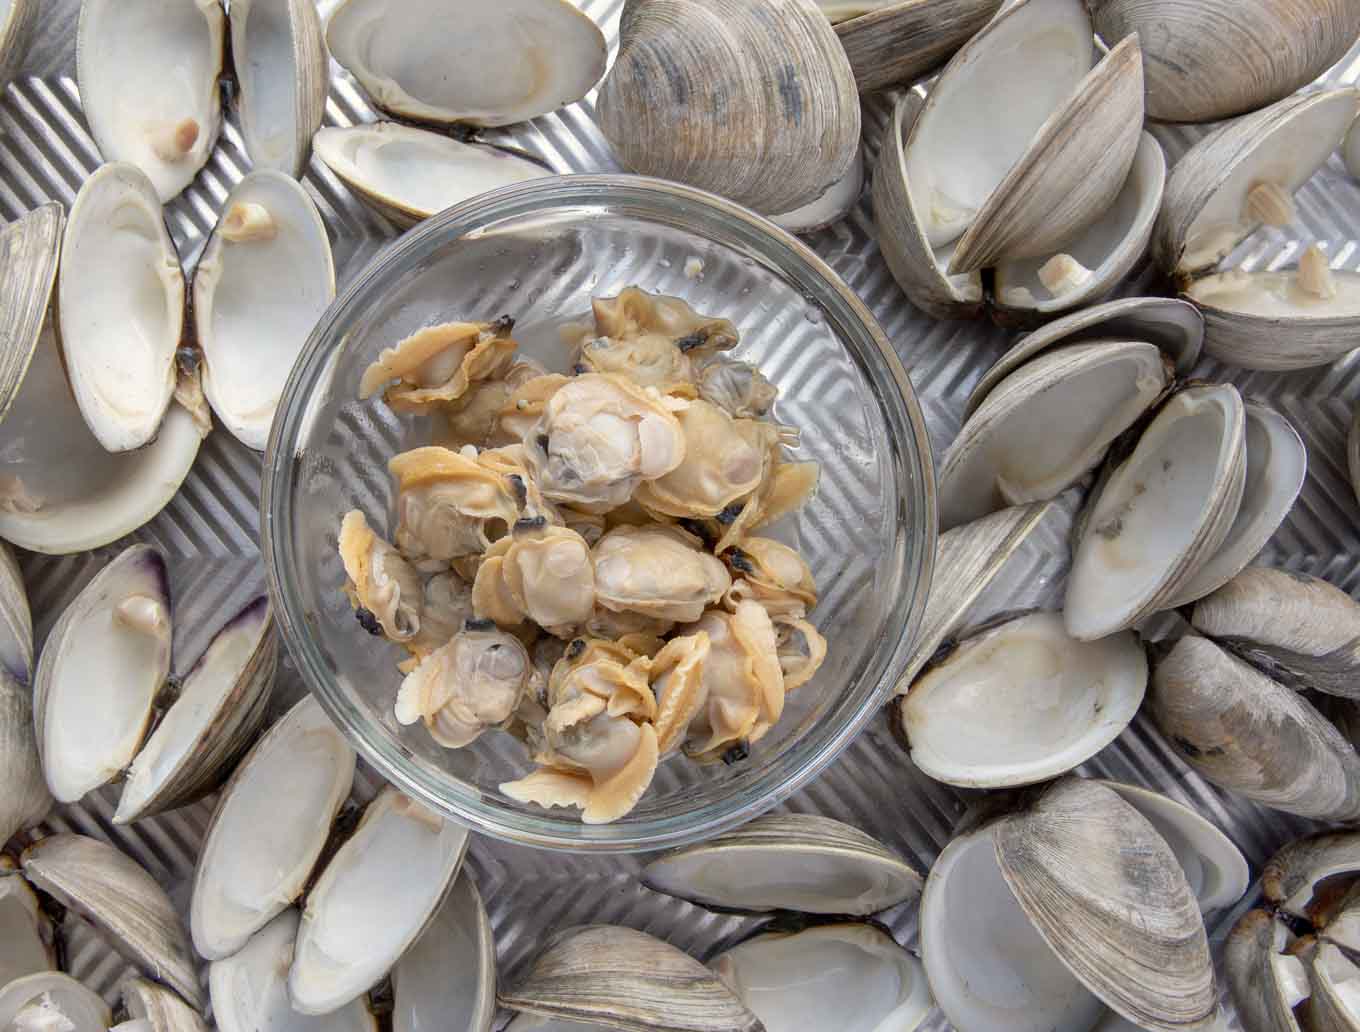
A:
[
  {"left": 770, "top": 147, "right": 863, "bottom": 234},
  {"left": 76, "top": 0, "right": 226, "bottom": 202},
  {"left": 1064, "top": 385, "right": 1247, "bottom": 640},
  {"left": 500, "top": 924, "right": 763, "bottom": 1032},
  {"left": 1308, "top": 942, "right": 1360, "bottom": 1032},
  {"left": 991, "top": 131, "right": 1166, "bottom": 322},
  {"left": 896, "top": 500, "right": 1052, "bottom": 687},
  {"left": 1098, "top": 780, "right": 1249, "bottom": 914},
  {"left": 598, "top": 0, "right": 860, "bottom": 215},
  {"left": 1087, "top": 0, "right": 1360, "bottom": 123},
  {"left": 122, "top": 977, "right": 209, "bottom": 1032},
  {"left": 327, "top": 0, "right": 606, "bottom": 127},
  {"left": 193, "top": 170, "right": 335, "bottom": 450},
  {"left": 947, "top": 34, "right": 1144, "bottom": 275},
  {"left": 0, "top": 669, "right": 52, "bottom": 848},
  {"left": 1225, "top": 910, "right": 1307, "bottom": 1032},
  {"left": 231, "top": 0, "right": 328, "bottom": 177},
  {"left": 1191, "top": 566, "right": 1360, "bottom": 700},
  {"left": 190, "top": 695, "right": 356, "bottom": 961},
  {"left": 965, "top": 296, "right": 1203, "bottom": 418},
  {"left": 1161, "top": 405, "right": 1306, "bottom": 608},
  {"left": 21, "top": 833, "right": 204, "bottom": 1009},
  {"left": 1350, "top": 405, "right": 1360, "bottom": 508},
  {"left": 902, "top": 611, "right": 1146, "bottom": 788},
  {"left": 992, "top": 777, "right": 1217, "bottom": 1031},
  {"left": 0, "top": 0, "right": 38, "bottom": 96},
  {"left": 312, "top": 122, "right": 552, "bottom": 228},
  {"left": 1347, "top": 115, "right": 1360, "bottom": 183},
  {"left": 57, "top": 162, "right": 184, "bottom": 452},
  {"left": 872, "top": 90, "right": 984, "bottom": 320},
  {"left": 0, "top": 971, "right": 112, "bottom": 1030},
  {"left": 0, "top": 540, "right": 32, "bottom": 684},
  {"left": 0, "top": 873, "right": 55, "bottom": 987},
  {"left": 1149, "top": 634, "right": 1360, "bottom": 823},
  {"left": 393, "top": 873, "right": 496, "bottom": 1032},
  {"left": 115, "top": 596, "right": 277, "bottom": 824},
  {"left": 938, "top": 341, "right": 1171, "bottom": 530},
  {"left": 1153, "top": 89, "right": 1360, "bottom": 279},
  {"left": 641, "top": 813, "right": 922, "bottom": 914},
  {"left": 1263, "top": 832, "right": 1360, "bottom": 920},
  {"left": 34, "top": 543, "right": 172, "bottom": 804},
  {"left": 0, "top": 202, "right": 63, "bottom": 425},
  {"left": 834, "top": 0, "right": 1002, "bottom": 92},
  {"left": 289, "top": 787, "right": 469, "bottom": 1015},
  {"left": 1319, "top": 882, "right": 1360, "bottom": 952}
]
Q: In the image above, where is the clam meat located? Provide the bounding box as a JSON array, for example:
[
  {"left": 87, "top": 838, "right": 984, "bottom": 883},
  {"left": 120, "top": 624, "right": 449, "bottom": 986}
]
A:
[{"left": 395, "top": 623, "right": 531, "bottom": 747}]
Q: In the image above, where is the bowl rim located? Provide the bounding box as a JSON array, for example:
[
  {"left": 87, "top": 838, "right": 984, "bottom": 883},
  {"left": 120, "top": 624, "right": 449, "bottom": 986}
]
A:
[{"left": 262, "top": 173, "right": 937, "bottom": 852}]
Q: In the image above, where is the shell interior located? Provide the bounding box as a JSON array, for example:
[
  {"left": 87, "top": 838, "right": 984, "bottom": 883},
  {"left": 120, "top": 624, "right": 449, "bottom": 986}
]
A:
[
  {"left": 76, "top": 0, "right": 225, "bottom": 201},
  {"left": 194, "top": 170, "right": 335, "bottom": 450},
  {"left": 35, "top": 544, "right": 170, "bottom": 803},
  {"left": 325, "top": 0, "right": 606, "bottom": 127},
  {"left": 290, "top": 787, "right": 469, "bottom": 1015},
  {"left": 232, "top": 0, "right": 327, "bottom": 176},
  {"left": 903, "top": 611, "right": 1146, "bottom": 788},
  {"left": 313, "top": 123, "right": 551, "bottom": 223},
  {"left": 0, "top": 877, "right": 52, "bottom": 989},
  {"left": 392, "top": 873, "right": 496, "bottom": 1032},
  {"left": 712, "top": 923, "right": 933, "bottom": 1032},
  {"left": 1065, "top": 386, "right": 1245, "bottom": 640},
  {"left": 208, "top": 909, "right": 378, "bottom": 1032},
  {"left": 190, "top": 695, "right": 356, "bottom": 961},
  {"left": 1188, "top": 267, "right": 1360, "bottom": 323},
  {"left": 0, "top": 972, "right": 111, "bottom": 1031},
  {"left": 922, "top": 826, "right": 1104, "bottom": 1032}
]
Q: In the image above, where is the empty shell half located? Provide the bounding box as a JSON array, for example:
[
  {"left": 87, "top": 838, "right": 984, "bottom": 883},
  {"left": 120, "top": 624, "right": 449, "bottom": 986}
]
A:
[
  {"left": 0, "top": 865, "right": 55, "bottom": 987},
  {"left": 326, "top": 0, "right": 606, "bottom": 127},
  {"left": 193, "top": 170, "right": 335, "bottom": 450},
  {"left": 76, "top": 0, "right": 226, "bottom": 202},
  {"left": 0, "top": 202, "right": 62, "bottom": 426},
  {"left": 900, "top": 611, "right": 1146, "bottom": 788},
  {"left": 0, "top": 0, "right": 38, "bottom": 97},
  {"left": 0, "top": 668, "right": 51, "bottom": 852},
  {"left": 313, "top": 122, "right": 551, "bottom": 228},
  {"left": 0, "top": 972, "right": 111, "bottom": 1032},
  {"left": 230, "top": 0, "right": 328, "bottom": 177},
  {"left": 191, "top": 694, "right": 356, "bottom": 960},
  {"left": 0, "top": 541, "right": 32, "bottom": 684},
  {"left": 392, "top": 873, "right": 497, "bottom": 1032},
  {"left": 57, "top": 162, "right": 184, "bottom": 452},
  {"left": 642, "top": 813, "right": 923, "bottom": 914},
  {"left": 1225, "top": 909, "right": 1308, "bottom": 1032}
]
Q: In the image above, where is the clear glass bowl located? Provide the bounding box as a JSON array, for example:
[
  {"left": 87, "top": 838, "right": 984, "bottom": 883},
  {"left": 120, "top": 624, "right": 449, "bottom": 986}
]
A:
[{"left": 262, "top": 175, "right": 936, "bottom": 852}]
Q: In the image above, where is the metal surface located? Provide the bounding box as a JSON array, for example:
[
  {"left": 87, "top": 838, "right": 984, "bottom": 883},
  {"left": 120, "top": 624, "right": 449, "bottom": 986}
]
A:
[{"left": 7, "top": 0, "right": 1360, "bottom": 1027}]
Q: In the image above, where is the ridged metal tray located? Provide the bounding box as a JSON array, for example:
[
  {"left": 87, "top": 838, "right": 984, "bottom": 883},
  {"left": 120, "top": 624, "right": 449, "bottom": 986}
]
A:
[{"left": 9, "top": 0, "right": 1360, "bottom": 1027}]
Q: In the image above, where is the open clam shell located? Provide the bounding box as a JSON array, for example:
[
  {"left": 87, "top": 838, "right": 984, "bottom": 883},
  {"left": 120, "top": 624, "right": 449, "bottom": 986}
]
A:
[
  {"left": 897, "top": 500, "right": 1051, "bottom": 687},
  {"left": 992, "top": 132, "right": 1166, "bottom": 322},
  {"left": 599, "top": 0, "right": 859, "bottom": 216},
  {"left": 115, "top": 596, "right": 277, "bottom": 824},
  {"left": 1161, "top": 405, "right": 1306, "bottom": 609},
  {"left": 832, "top": 0, "right": 1001, "bottom": 92},
  {"left": 392, "top": 872, "right": 496, "bottom": 1032},
  {"left": 500, "top": 924, "right": 763, "bottom": 1032},
  {"left": 0, "top": 203, "right": 63, "bottom": 425},
  {"left": 122, "top": 977, "right": 209, "bottom": 1032},
  {"left": 939, "top": 340, "right": 1171, "bottom": 530},
  {"left": 1099, "top": 781, "right": 1249, "bottom": 914},
  {"left": 873, "top": 90, "right": 984, "bottom": 319},
  {"left": 641, "top": 813, "right": 923, "bottom": 915},
  {"left": 965, "top": 296, "right": 1203, "bottom": 418},
  {"left": 21, "top": 833, "right": 204, "bottom": 1009},
  {"left": 1263, "top": 832, "right": 1360, "bottom": 920},
  {"left": 0, "top": 669, "right": 52, "bottom": 849},
  {"left": 1149, "top": 634, "right": 1360, "bottom": 822},
  {"left": 0, "top": 541, "right": 32, "bottom": 685},
  {"left": 210, "top": 909, "right": 379, "bottom": 1032},
  {"left": 57, "top": 162, "right": 184, "bottom": 452},
  {"left": 327, "top": 0, "right": 605, "bottom": 127},
  {"left": 76, "top": 0, "right": 226, "bottom": 202},
  {"left": 313, "top": 123, "right": 551, "bottom": 228},
  {"left": 922, "top": 777, "right": 1217, "bottom": 1032},
  {"left": 191, "top": 695, "right": 355, "bottom": 961},
  {"left": 901, "top": 611, "right": 1146, "bottom": 788},
  {"left": 1064, "top": 385, "right": 1246, "bottom": 640},
  {"left": 712, "top": 923, "right": 933, "bottom": 1032},
  {"left": 0, "top": 0, "right": 38, "bottom": 97},
  {"left": 1225, "top": 910, "right": 1308, "bottom": 1032},
  {"left": 1191, "top": 566, "right": 1360, "bottom": 700},
  {"left": 1309, "top": 942, "right": 1360, "bottom": 1032},
  {"left": 1154, "top": 89, "right": 1360, "bottom": 279},
  {"left": 1087, "top": 0, "right": 1360, "bottom": 123},
  {"left": 0, "top": 867, "right": 56, "bottom": 987},
  {"left": 290, "top": 787, "right": 469, "bottom": 1015},
  {"left": 230, "top": 0, "right": 327, "bottom": 177},
  {"left": 0, "top": 971, "right": 112, "bottom": 1031},
  {"left": 193, "top": 170, "right": 335, "bottom": 450},
  {"left": 34, "top": 543, "right": 171, "bottom": 804}
]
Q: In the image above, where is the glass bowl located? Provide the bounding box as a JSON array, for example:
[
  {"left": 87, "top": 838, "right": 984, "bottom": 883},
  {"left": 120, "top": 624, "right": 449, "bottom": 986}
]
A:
[{"left": 262, "top": 175, "right": 936, "bottom": 852}]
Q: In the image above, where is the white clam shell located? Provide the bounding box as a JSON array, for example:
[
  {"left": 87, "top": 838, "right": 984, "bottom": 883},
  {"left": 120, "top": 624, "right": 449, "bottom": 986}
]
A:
[
  {"left": 0, "top": 0, "right": 39, "bottom": 96},
  {"left": 0, "top": 539, "right": 32, "bottom": 684},
  {"left": 0, "top": 874, "right": 55, "bottom": 988},
  {"left": 0, "top": 676, "right": 52, "bottom": 874},
  {"left": 76, "top": 0, "right": 226, "bottom": 202},
  {"left": 1225, "top": 910, "right": 1306, "bottom": 1032},
  {"left": 193, "top": 170, "right": 335, "bottom": 450},
  {"left": 392, "top": 873, "right": 496, "bottom": 1032},
  {"left": 0, "top": 971, "right": 111, "bottom": 1032},
  {"left": 122, "top": 977, "right": 209, "bottom": 1032},
  {"left": 1308, "top": 942, "right": 1360, "bottom": 1032},
  {"left": 0, "top": 202, "right": 63, "bottom": 425}
]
